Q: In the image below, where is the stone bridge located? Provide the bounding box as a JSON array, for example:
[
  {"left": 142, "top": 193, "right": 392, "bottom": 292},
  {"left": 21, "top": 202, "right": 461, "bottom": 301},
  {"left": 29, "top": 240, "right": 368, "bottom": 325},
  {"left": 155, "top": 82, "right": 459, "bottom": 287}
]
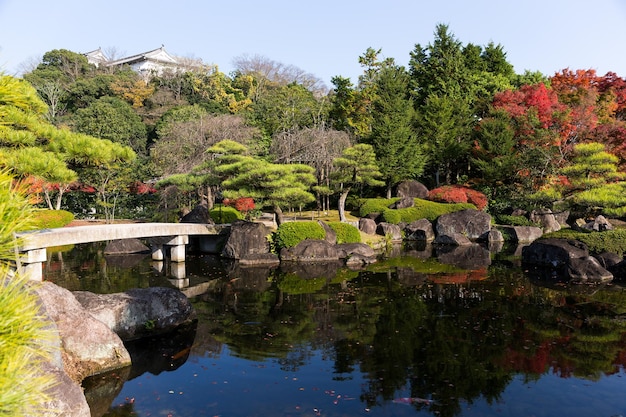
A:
[{"left": 16, "top": 223, "right": 228, "bottom": 281}]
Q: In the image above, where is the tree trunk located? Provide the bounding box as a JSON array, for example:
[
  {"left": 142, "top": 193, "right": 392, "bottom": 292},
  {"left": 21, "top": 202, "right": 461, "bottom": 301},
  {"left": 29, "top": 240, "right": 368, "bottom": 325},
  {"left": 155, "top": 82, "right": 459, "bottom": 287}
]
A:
[
  {"left": 338, "top": 188, "right": 350, "bottom": 222},
  {"left": 386, "top": 184, "right": 392, "bottom": 199},
  {"left": 274, "top": 205, "right": 285, "bottom": 227}
]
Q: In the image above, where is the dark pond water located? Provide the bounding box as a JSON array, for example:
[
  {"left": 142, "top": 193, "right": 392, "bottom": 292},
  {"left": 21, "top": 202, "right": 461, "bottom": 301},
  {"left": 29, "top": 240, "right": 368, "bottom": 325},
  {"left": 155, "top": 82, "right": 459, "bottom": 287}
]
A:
[{"left": 44, "top": 242, "right": 626, "bottom": 417}]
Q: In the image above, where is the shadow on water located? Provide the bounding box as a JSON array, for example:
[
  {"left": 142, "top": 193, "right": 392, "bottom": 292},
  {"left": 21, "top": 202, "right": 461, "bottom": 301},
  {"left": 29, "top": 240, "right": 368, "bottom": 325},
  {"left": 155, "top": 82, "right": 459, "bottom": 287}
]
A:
[{"left": 46, "top": 241, "right": 626, "bottom": 417}]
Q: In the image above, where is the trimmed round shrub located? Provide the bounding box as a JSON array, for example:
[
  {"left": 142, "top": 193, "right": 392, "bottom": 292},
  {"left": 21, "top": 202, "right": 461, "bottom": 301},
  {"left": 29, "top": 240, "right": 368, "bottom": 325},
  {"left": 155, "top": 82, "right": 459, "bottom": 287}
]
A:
[
  {"left": 209, "top": 206, "right": 244, "bottom": 224},
  {"left": 273, "top": 221, "right": 326, "bottom": 250},
  {"left": 30, "top": 209, "right": 74, "bottom": 229},
  {"left": 327, "top": 222, "right": 361, "bottom": 244}
]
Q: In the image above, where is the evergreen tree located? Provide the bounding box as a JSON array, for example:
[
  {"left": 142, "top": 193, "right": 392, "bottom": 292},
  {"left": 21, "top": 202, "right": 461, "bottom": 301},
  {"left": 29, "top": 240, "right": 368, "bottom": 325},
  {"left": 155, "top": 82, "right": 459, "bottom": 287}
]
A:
[{"left": 368, "top": 64, "right": 427, "bottom": 197}]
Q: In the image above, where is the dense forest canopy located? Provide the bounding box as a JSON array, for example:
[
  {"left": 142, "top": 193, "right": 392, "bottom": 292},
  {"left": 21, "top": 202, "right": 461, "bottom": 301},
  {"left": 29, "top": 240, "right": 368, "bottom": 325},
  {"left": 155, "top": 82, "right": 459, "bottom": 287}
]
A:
[{"left": 4, "top": 23, "right": 626, "bottom": 221}]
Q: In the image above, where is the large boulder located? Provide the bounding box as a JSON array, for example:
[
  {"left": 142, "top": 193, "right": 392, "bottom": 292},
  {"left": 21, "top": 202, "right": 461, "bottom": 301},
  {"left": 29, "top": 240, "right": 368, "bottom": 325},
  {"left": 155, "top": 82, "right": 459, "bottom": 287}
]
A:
[
  {"left": 522, "top": 238, "right": 588, "bottom": 268},
  {"left": 404, "top": 218, "right": 435, "bottom": 241},
  {"left": 180, "top": 204, "right": 214, "bottom": 224},
  {"left": 74, "top": 287, "right": 195, "bottom": 341},
  {"left": 319, "top": 220, "right": 337, "bottom": 244},
  {"left": 221, "top": 220, "right": 272, "bottom": 260},
  {"left": 34, "top": 361, "right": 91, "bottom": 417},
  {"left": 435, "top": 209, "right": 492, "bottom": 241},
  {"left": 522, "top": 238, "right": 613, "bottom": 283},
  {"left": 395, "top": 180, "right": 429, "bottom": 199},
  {"left": 359, "top": 217, "right": 377, "bottom": 234},
  {"left": 337, "top": 242, "right": 378, "bottom": 266},
  {"left": 104, "top": 238, "right": 150, "bottom": 255},
  {"left": 433, "top": 232, "right": 472, "bottom": 246},
  {"left": 280, "top": 239, "right": 340, "bottom": 262},
  {"left": 376, "top": 222, "right": 403, "bottom": 242},
  {"left": 32, "top": 282, "right": 131, "bottom": 383},
  {"left": 567, "top": 257, "right": 614, "bottom": 283},
  {"left": 510, "top": 226, "right": 543, "bottom": 243},
  {"left": 436, "top": 244, "right": 491, "bottom": 269}
]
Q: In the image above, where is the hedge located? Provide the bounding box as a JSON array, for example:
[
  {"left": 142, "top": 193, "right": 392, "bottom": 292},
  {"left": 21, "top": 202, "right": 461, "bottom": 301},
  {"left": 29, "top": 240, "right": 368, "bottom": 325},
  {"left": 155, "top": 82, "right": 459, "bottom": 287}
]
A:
[
  {"left": 273, "top": 221, "right": 326, "bottom": 250},
  {"left": 326, "top": 222, "right": 361, "bottom": 244}
]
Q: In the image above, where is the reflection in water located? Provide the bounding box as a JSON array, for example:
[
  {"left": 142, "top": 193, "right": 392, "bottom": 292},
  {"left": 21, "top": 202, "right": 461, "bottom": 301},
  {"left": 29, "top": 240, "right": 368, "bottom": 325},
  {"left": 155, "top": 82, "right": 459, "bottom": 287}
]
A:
[{"left": 48, "top": 243, "right": 626, "bottom": 417}]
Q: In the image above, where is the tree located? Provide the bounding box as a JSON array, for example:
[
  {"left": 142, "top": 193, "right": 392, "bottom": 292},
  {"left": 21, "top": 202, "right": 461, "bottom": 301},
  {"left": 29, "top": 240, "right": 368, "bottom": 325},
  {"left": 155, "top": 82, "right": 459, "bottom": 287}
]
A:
[
  {"left": 209, "top": 140, "right": 317, "bottom": 226},
  {"left": 0, "top": 74, "right": 135, "bottom": 210},
  {"left": 416, "top": 93, "right": 473, "bottom": 186},
  {"left": 331, "top": 144, "right": 384, "bottom": 222},
  {"left": 72, "top": 96, "right": 148, "bottom": 155},
  {"left": 368, "top": 64, "right": 427, "bottom": 196}
]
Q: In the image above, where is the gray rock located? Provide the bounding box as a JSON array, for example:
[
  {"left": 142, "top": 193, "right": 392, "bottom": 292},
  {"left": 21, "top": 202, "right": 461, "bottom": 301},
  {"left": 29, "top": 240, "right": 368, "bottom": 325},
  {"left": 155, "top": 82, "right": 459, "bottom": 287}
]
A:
[
  {"left": 433, "top": 233, "right": 472, "bottom": 246},
  {"left": 435, "top": 209, "right": 492, "bottom": 241},
  {"left": 522, "top": 238, "right": 588, "bottom": 268},
  {"left": 337, "top": 243, "right": 377, "bottom": 263},
  {"left": 280, "top": 239, "right": 340, "bottom": 262},
  {"left": 359, "top": 217, "right": 377, "bottom": 234},
  {"left": 405, "top": 218, "right": 435, "bottom": 241},
  {"left": 395, "top": 180, "right": 429, "bottom": 199},
  {"left": 180, "top": 204, "right": 214, "bottom": 224},
  {"left": 32, "top": 282, "right": 131, "bottom": 383},
  {"left": 530, "top": 209, "right": 561, "bottom": 233},
  {"left": 567, "top": 256, "right": 614, "bottom": 283},
  {"left": 510, "top": 226, "right": 543, "bottom": 243},
  {"left": 221, "top": 220, "right": 272, "bottom": 259},
  {"left": 487, "top": 228, "right": 504, "bottom": 242},
  {"left": 522, "top": 238, "right": 613, "bottom": 282},
  {"left": 376, "top": 222, "right": 403, "bottom": 241},
  {"left": 74, "top": 287, "right": 195, "bottom": 341},
  {"left": 104, "top": 238, "right": 150, "bottom": 254},
  {"left": 583, "top": 215, "right": 614, "bottom": 231},
  {"left": 388, "top": 197, "right": 414, "bottom": 209},
  {"left": 31, "top": 361, "right": 91, "bottom": 417},
  {"left": 319, "top": 220, "right": 337, "bottom": 244}
]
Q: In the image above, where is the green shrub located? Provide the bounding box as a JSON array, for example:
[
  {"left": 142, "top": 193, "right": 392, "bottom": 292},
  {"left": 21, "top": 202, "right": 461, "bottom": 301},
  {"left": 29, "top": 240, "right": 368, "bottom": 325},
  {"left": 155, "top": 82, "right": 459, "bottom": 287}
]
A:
[
  {"left": 0, "top": 171, "right": 57, "bottom": 414},
  {"left": 30, "top": 209, "right": 74, "bottom": 229},
  {"left": 359, "top": 198, "right": 474, "bottom": 223},
  {"left": 358, "top": 198, "right": 399, "bottom": 217},
  {"left": 545, "top": 228, "right": 626, "bottom": 255},
  {"left": 209, "top": 206, "right": 244, "bottom": 224},
  {"left": 381, "top": 208, "right": 402, "bottom": 224},
  {"left": 273, "top": 221, "right": 326, "bottom": 250},
  {"left": 327, "top": 222, "right": 361, "bottom": 244}
]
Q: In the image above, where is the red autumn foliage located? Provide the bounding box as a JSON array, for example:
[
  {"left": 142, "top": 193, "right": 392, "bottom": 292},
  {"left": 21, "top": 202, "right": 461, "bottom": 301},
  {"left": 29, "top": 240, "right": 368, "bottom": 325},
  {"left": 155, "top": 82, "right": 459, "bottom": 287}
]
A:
[
  {"left": 129, "top": 181, "right": 157, "bottom": 195},
  {"left": 428, "top": 185, "right": 488, "bottom": 210},
  {"left": 224, "top": 197, "right": 255, "bottom": 213},
  {"left": 493, "top": 83, "right": 565, "bottom": 133}
]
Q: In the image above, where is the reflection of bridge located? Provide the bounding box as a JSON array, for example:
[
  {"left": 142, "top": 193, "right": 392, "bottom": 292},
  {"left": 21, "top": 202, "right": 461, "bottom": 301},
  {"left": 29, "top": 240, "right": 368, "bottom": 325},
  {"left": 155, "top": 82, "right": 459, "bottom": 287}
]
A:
[{"left": 16, "top": 223, "right": 229, "bottom": 281}]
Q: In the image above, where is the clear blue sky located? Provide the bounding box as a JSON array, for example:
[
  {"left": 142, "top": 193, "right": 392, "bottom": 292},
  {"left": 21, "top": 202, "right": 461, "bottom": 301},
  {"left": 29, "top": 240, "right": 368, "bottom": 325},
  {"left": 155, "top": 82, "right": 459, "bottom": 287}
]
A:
[{"left": 1, "top": 0, "right": 625, "bottom": 88}]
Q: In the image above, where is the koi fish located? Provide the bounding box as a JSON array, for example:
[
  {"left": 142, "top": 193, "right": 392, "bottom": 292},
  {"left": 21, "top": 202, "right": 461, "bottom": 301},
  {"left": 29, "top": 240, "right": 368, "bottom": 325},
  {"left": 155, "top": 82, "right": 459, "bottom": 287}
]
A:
[{"left": 393, "top": 397, "right": 435, "bottom": 405}]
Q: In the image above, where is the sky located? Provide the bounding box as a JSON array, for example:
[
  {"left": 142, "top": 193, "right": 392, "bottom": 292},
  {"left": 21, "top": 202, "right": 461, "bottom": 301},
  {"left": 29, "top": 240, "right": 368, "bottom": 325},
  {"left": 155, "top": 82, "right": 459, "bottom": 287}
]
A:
[{"left": 1, "top": 0, "right": 626, "bottom": 88}]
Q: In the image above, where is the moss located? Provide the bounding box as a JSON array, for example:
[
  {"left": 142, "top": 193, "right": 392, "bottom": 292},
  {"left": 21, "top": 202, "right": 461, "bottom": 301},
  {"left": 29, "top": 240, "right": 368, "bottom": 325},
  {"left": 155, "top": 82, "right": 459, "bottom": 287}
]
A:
[
  {"left": 273, "top": 221, "right": 326, "bottom": 250},
  {"left": 495, "top": 214, "right": 540, "bottom": 227},
  {"left": 30, "top": 209, "right": 74, "bottom": 229},
  {"left": 545, "top": 228, "right": 626, "bottom": 255},
  {"left": 326, "top": 222, "right": 361, "bottom": 244}
]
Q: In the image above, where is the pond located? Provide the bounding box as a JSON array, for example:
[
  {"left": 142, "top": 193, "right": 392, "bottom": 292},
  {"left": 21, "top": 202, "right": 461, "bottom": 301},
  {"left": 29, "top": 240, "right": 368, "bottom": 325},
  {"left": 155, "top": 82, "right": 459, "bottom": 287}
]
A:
[{"left": 44, "top": 242, "right": 626, "bottom": 417}]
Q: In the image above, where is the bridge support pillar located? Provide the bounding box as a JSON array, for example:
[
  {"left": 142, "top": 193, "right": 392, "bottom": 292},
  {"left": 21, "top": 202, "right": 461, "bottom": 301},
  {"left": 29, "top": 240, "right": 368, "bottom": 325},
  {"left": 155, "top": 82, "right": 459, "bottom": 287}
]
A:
[
  {"left": 150, "top": 235, "right": 188, "bottom": 263},
  {"left": 18, "top": 248, "right": 47, "bottom": 281}
]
